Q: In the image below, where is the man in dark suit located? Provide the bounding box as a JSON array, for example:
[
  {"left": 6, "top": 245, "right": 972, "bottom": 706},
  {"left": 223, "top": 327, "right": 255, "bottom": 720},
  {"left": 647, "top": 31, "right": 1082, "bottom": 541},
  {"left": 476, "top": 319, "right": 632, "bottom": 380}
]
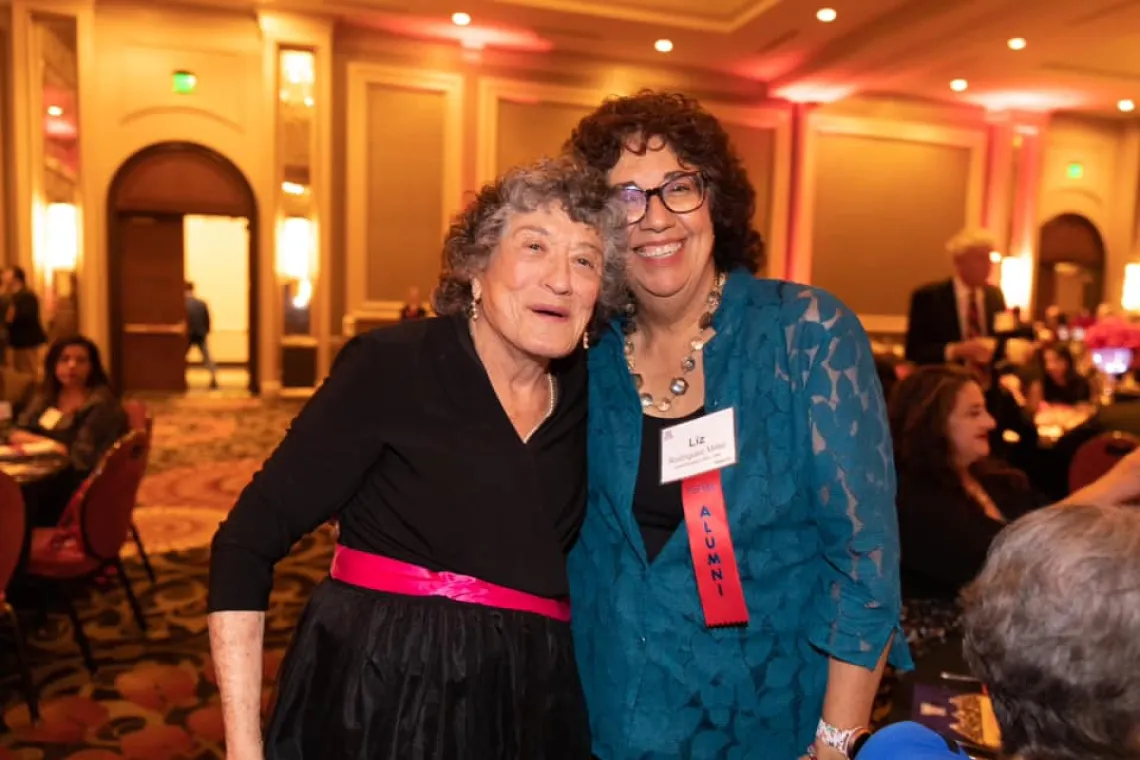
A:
[{"left": 905, "top": 228, "right": 1007, "bottom": 366}]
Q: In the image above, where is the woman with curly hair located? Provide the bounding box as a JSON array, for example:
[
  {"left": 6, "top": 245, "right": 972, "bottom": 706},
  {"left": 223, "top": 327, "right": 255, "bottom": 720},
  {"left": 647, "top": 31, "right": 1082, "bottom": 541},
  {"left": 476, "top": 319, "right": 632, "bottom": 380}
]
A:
[
  {"left": 564, "top": 90, "right": 911, "bottom": 760},
  {"left": 206, "top": 155, "right": 627, "bottom": 759}
]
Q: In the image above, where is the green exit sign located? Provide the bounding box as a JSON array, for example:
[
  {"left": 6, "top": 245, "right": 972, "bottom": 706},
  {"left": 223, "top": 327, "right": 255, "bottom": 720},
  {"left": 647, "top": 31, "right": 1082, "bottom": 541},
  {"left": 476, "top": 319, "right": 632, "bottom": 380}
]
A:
[
  {"left": 1067, "top": 162, "right": 1084, "bottom": 179},
  {"left": 172, "top": 70, "right": 197, "bottom": 94}
]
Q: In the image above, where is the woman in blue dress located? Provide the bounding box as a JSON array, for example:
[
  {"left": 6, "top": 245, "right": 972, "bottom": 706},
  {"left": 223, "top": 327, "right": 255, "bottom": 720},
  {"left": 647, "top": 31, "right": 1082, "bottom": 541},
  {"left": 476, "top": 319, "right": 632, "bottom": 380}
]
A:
[{"left": 564, "top": 91, "right": 912, "bottom": 760}]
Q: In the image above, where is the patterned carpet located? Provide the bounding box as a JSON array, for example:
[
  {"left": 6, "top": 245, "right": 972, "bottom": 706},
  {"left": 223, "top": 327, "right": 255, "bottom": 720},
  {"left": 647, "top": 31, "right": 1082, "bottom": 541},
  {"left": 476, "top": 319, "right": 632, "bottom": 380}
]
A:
[{"left": 0, "top": 395, "right": 326, "bottom": 760}]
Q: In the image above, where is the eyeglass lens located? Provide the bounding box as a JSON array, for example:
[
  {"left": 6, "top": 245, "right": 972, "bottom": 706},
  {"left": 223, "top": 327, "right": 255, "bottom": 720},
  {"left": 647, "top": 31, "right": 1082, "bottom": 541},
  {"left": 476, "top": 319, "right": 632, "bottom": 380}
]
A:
[{"left": 617, "top": 173, "right": 706, "bottom": 224}]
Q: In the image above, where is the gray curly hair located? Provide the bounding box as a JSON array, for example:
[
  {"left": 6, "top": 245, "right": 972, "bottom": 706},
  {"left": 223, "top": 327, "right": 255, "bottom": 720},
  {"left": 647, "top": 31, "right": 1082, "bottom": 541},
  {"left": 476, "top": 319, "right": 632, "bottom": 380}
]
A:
[
  {"left": 961, "top": 503, "right": 1140, "bottom": 759},
  {"left": 433, "top": 155, "right": 628, "bottom": 329}
]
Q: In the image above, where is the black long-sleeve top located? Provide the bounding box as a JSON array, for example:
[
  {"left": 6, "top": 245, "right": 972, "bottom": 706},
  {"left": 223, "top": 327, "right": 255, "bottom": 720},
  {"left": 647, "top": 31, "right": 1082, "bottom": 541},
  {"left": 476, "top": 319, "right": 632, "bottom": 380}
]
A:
[
  {"left": 207, "top": 314, "right": 587, "bottom": 612},
  {"left": 896, "top": 467, "right": 1040, "bottom": 600}
]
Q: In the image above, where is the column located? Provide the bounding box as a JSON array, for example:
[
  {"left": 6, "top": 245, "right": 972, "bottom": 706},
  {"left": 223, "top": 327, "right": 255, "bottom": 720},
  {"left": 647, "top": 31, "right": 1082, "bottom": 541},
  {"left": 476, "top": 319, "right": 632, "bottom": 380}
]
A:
[
  {"left": 259, "top": 12, "right": 334, "bottom": 394},
  {"left": 785, "top": 102, "right": 817, "bottom": 284},
  {"left": 985, "top": 110, "right": 1047, "bottom": 313},
  {"left": 10, "top": 1, "right": 94, "bottom": 339}
]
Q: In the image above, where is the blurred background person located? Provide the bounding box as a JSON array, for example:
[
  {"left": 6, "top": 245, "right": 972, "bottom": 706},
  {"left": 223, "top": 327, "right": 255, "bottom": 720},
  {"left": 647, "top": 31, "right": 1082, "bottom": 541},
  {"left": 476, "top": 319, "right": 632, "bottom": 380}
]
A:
[{"left": 3, "top": 266, "right": 48, "bottom": 375}]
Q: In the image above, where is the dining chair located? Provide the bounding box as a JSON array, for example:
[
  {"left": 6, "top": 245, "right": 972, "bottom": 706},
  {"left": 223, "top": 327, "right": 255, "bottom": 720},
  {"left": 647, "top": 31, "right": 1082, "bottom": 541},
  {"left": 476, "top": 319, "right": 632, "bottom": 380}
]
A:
[
  {"left": 1068, "top": 430, "right": 1140, "bottom": 494},
  {"left": 0, "top": 470, "right": 40, "bottom": 722},
  {"left": 24, "top": 430, "right": 150, "bottom": 673},
  {"left": 121, "top": 399, "right": 156, "bottom": 585}
]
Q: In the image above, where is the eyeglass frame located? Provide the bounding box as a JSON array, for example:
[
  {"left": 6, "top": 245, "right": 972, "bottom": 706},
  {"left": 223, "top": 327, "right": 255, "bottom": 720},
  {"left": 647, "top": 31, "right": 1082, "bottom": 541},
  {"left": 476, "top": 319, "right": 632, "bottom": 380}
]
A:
[{"left": 614, "top": 171, "right": 709, "bottom": 225}]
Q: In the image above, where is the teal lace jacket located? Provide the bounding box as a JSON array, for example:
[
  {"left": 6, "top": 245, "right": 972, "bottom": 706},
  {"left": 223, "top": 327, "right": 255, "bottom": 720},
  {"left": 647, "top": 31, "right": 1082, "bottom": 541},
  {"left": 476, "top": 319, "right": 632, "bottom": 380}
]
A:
[{"left": 570, "top": 272, "right": 913, "bottom": 759}]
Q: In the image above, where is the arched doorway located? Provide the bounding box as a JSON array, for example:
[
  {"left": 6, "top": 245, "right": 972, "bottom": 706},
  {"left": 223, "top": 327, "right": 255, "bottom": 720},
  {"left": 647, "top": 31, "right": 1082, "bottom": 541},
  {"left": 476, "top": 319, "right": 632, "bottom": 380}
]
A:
[
  {"left": 107, "top": 142, "right": 259, "bottom": 393},
  {"left": 1034, "top": 213, "right": 1106, "bottom": 319}
]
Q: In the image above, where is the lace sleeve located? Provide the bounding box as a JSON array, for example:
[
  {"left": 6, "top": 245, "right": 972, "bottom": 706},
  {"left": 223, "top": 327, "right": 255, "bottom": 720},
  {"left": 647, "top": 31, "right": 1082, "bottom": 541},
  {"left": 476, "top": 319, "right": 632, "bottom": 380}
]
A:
[{"left": 794, "top": 288, "right": 913, "bottom": 671}]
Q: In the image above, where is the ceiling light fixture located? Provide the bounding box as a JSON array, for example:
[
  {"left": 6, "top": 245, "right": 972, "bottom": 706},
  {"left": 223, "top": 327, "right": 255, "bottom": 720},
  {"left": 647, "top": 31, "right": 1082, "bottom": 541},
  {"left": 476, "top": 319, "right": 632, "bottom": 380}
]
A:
[
  {"left": 816, "top": 8, "right": 837, "bottom": 22},
  {"left": 950, "top": 78, "right": 968, "bottom": 92},
  {"left": 654, "top": 38, "right": 673, "bottom": 53},
  {"left": 1007, "top": 37, "right": 1026, "bottom": 51},
  {"left": 451, "top": 12, "right": 471, "bottom": 26},
  {"left": 1120, "top": 99, "right": 1136, "bottom": 113},
  {"left": 47, "top": 105, "right": 63, "bottom": 116}
]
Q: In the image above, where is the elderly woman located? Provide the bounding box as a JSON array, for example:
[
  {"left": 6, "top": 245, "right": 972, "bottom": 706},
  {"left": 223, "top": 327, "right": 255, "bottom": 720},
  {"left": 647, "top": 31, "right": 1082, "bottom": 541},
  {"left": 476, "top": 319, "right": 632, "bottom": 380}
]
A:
[
  {"left": 564, "top": 90, "right": 910, "bottom": 760},
  {"left": 859, "top": 502, "right": 1140, "bottom": 759},
  {"left": 8, "top": 334, "right": 128, "bottom": 526},
  {"left": 207, "top": 156, "right": 626, "bottom": 760}
]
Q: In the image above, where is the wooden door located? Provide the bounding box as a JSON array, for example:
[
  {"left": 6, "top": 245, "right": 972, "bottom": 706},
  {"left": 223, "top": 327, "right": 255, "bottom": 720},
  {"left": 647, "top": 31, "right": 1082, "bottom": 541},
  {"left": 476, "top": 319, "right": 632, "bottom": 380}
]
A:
[{"left": 118, "top": 214, "right": 188, "bottom": 392}]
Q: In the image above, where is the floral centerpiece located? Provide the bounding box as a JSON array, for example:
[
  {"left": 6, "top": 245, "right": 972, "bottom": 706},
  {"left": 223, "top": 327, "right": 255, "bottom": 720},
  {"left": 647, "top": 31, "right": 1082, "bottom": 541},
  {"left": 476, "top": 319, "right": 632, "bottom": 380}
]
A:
[{"left": 1082, "top": 316, "right": 1140, "bottom": 403}]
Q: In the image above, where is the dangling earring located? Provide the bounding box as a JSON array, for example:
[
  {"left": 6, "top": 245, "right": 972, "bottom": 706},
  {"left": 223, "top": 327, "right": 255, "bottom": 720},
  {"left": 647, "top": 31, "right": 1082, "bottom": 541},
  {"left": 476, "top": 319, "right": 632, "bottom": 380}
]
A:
[
  {"left": 582, "top": 331, "right": 590, "bottom": 350},
  {"left": 469, "top": 296, "right": 480, "bottom": 321}
]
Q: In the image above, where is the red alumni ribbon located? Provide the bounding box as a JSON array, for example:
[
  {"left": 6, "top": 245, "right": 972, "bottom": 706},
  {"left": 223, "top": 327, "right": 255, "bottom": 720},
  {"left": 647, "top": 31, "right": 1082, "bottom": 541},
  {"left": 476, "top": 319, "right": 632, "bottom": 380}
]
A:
[{"left": 681, "top": 468, "right": 748, "bottom": 627}]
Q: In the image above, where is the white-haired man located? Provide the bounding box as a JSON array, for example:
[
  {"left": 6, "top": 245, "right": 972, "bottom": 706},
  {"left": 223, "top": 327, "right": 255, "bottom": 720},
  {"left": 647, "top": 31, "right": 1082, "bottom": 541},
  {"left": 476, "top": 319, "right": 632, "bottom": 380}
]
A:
[{"left": 904, "top": 229, "right": 1007, "bottom": 366}]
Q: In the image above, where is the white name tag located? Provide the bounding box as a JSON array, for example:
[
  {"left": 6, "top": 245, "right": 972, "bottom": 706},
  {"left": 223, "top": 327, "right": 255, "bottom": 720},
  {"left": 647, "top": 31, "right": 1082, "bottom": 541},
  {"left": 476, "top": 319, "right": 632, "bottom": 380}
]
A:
[
  {"left": 660, "top": 407, "right": 737, "bottom": 484},
  {"left": 38, "top": 407, "right": 63, "bottom": 430}
]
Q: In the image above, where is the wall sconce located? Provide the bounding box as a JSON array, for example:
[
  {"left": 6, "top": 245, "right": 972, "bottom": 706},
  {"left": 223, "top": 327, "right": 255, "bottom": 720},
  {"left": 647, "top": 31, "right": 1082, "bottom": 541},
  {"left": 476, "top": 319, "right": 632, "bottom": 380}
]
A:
[
  {"left": 1121, "top": 263, "right": 1140, "bottom": 312},
  {"left": 277, "top": 215, "right": 316, "bottom": 308},
  {"left": 35, "top": 201, "right": 80, "bottom": 281},
  {"left": 999, "top": 256, "right": 1033, "bottom": 311}
]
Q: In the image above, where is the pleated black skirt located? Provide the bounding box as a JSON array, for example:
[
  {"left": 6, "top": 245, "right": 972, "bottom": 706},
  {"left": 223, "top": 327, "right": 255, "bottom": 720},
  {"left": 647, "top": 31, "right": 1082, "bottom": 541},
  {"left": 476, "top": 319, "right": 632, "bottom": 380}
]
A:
[{"left": 264, "top": 578, "right": 592, "bottom": 760}]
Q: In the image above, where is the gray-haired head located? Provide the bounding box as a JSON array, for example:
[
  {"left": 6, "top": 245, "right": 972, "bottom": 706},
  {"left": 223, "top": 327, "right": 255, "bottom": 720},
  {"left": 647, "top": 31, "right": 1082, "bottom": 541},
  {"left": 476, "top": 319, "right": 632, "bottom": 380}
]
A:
[
  {"left": 433, "top": 155, "right": 628, "bottom": 330},
  {"left": 961, "top": 503, "right": 1140, "bottom": 759}
]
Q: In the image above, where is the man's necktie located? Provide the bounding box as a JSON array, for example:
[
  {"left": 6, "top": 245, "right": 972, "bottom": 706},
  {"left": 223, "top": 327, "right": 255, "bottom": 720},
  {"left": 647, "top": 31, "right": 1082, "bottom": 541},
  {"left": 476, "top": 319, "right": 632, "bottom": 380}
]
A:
[{"left": 966, "top": 290, "right": 982, "bottom": 338}]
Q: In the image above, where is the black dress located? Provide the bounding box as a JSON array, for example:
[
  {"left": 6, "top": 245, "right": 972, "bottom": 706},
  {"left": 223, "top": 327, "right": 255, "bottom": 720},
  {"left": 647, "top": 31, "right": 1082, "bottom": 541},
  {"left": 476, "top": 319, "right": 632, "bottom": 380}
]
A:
[{"left": 208, "top": 315, "right": 590, "bottom": 760}]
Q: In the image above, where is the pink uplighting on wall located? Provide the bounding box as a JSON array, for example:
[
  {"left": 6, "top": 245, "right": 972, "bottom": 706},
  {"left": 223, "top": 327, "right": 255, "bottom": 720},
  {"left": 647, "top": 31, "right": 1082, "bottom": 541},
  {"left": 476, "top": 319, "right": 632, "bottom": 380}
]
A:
[
  {"left": 362, "top": 13, "right": 553, "bottom": 53},
  {"left": 773, "top": 83, "right": 853, "bottom": 104},
  {"left": 967, "top": 89, "right": 1086, "bottom": 113}
]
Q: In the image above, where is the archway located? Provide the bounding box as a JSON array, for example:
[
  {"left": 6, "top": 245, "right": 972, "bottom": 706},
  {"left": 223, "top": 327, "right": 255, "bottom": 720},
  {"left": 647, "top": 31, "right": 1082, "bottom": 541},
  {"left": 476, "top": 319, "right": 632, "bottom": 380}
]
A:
[
  {"left": 107, "top": 142, "right": 259, "bottom": 393},
  {"left": 1034, "top": 213, "right": 1106, "bottom": 319}
]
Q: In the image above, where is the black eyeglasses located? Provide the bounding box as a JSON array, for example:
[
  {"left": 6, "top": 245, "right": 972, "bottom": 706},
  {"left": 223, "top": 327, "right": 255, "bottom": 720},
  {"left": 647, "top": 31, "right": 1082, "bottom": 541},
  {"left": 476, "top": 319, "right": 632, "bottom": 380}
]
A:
[{"left": 614, "top": 172, "right": 708, "bottom": 225}]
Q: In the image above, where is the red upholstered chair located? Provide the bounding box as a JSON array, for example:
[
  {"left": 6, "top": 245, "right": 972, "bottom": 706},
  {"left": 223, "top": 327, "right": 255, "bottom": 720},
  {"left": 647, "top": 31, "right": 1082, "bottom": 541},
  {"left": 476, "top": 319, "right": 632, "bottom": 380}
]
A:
[
  {"left": 25, "top": 430, "right": 150, "bottom": 673},
  {"left": 1068, "top": 430, "right": 1140, "bottom": 494},
  {"left": 0, "top": 471, "right": 39, "bottom": 722},
  {"left": 121, "top": 399, "right": 156, "bottom": 584}
]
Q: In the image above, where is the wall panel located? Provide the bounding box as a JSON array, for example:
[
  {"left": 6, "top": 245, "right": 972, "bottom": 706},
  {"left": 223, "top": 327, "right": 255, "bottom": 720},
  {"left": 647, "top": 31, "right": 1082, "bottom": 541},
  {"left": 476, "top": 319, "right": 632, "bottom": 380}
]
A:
[{"left": 345, "top": 64, "right": 462, "bottom": 332}]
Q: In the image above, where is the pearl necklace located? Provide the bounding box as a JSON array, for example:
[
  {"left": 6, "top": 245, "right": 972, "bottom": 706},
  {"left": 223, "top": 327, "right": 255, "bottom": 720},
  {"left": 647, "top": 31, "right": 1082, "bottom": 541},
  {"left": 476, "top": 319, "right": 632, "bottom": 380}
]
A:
[
  {"left": 521, "top": 373, "right": 557, "bottom": 443},
  {"left": 624, "top": 272, "right": 726, "bottom": 413}
]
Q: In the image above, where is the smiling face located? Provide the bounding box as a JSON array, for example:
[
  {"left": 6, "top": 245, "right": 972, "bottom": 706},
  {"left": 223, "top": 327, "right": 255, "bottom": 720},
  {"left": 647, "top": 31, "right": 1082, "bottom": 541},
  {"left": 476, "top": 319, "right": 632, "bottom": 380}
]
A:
[
  {"left": 947, "top": 381, "right": 996, "bottom": 468},
  {"left": 608, "top": 137, "right": 716, "bottom": 305},
  {"left": 472, "top": 203, "right": 603, "bottom": 361}
]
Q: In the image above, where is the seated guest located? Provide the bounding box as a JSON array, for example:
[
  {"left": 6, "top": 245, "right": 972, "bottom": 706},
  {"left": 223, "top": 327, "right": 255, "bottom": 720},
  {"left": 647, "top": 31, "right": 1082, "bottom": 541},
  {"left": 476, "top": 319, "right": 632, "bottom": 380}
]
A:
[
  {"left": 1036, "top": 342, "right": 1091, "bottom": 405},
  {"left": 888, "top": 365, "right": 1041, "bottom": 651},
  {"left": 859, "top": 502, "right": 1140, "bottom": 759},
  {"left": 904, "top": 228, "right": 1006, "bottom": 366},
  {"left": 7, "top": 335, "right": 128, "bottom": 526}
]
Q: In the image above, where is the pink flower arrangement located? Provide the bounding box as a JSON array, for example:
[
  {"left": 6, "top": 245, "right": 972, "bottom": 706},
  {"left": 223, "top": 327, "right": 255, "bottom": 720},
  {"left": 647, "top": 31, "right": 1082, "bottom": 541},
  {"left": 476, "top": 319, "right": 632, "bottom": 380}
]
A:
[{"left": 1084, "top": 316, "right": 1140, "bottom": 349}]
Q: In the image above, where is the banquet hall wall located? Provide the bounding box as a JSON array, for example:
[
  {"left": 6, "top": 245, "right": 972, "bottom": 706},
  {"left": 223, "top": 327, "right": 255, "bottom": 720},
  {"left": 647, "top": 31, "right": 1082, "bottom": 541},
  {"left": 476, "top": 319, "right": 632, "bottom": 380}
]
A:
[{"left": 4, "top": 0, "right": 1140, "bottom": 392}]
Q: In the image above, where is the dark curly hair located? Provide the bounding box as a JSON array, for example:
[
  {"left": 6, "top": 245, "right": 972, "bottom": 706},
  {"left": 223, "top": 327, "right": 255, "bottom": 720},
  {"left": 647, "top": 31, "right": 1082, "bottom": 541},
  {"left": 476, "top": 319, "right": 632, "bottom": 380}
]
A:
[
  {"left": 433, "top": 155, "right": 628, "bottom": 323},
  {"left": 563, "top": 89, "right": 764, "bottom": 274}
]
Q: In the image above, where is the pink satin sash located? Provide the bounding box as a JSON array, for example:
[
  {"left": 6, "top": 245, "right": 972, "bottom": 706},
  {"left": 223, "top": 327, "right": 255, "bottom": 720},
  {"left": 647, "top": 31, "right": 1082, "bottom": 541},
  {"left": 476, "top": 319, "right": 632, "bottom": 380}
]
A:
[{"left": 329, "top": 544, "right": 572, "bottom": 622}]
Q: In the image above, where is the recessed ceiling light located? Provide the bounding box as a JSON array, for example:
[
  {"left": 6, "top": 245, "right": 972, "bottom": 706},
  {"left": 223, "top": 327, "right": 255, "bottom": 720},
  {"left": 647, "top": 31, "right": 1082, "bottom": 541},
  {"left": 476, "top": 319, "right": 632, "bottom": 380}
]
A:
[
  {"left": 1120, "top": 99, "right": 1136, "bottom": 113},
  {"left": 950, "top": 78, "right": 968, "bottom": 92},
  {"left": 654, "top": 38, "right": 673, "bottom": 53},
  {"left": 1007, "top": 37, "right": 1026, "bottom": 51},
  {"left": 47, "top": 105, "right": 63, "bottom": 116},
  {"left": 816, "top": 8, "right": 837, "bottom": 22},
  {"left": 451, "top": 12, "right": 471, "bottom": 26}
]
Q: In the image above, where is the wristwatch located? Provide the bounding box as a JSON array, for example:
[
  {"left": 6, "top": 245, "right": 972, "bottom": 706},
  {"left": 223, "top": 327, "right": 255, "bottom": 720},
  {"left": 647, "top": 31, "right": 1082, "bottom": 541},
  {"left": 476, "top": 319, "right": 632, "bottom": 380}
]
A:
[{"left": 815, "top": 719, "right": 872, "bottom": 758}]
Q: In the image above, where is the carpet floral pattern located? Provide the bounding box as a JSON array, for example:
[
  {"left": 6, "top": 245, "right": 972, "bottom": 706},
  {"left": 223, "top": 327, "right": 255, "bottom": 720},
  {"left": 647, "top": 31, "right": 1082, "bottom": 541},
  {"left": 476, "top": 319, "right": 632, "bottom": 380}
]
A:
[{"left": 0, "top": 395, "right": 325, "bottom": 759}]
